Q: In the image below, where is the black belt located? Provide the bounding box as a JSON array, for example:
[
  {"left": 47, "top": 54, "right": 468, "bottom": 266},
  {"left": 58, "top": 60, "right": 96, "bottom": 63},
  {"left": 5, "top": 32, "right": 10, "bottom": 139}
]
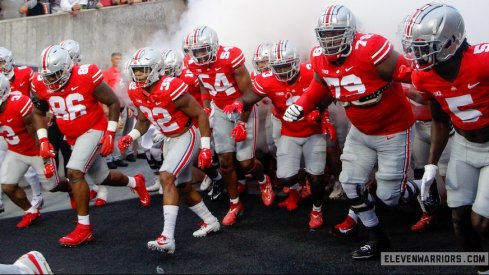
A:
[{"left": 357, "top": 82, "right": 391, "bottom": 103}]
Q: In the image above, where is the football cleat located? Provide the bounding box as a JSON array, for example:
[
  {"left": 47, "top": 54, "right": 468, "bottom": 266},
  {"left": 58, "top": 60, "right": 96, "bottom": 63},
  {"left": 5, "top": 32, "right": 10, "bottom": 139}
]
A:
[
  {"left": 351, "top": 238, "right": 390, "bottom": 260},
  {"left": 208, "top": 178, "right": 223, "bottom": 201},
  {"left": 278, "top": 189, "right": 300, "bottom": 211},
  {"left": 17, "top": 211, "right": 41, "bottom": 228},
  {"left": 411, "top": 212, "right": 436, "bottom": 232},
  {"left": 58, "top": 223, "right": 94, "bottom": 247},
  {"left": 147, "top": 235, "right": 175, "bottom": 254},
  {"left": 94, "top": 186, "right": 108, "bottom": 207},
  {"left": 14, "top": 251, "right": 53, "bottom": 274},
  {"left": 309, "top": 210, "right": 323, "bottom": 230},
  {"left": 300, "top": 180, "right": 312, "bottom": 199},
  {"left": 200, "top": 175, "right": 212, "bottom": 191},
  {"left": 222, "top": 201, "right": 244, "bottom": 226},
  {"left": 132, "top": 174, "right": 151, "bottom": 207},
  {"left": 193, "top": 219, "right": 220, "bottom": 237},
  {"left": 331, "top": 215, "right": 358, "bottom": 237},
  {"left": 259, "top": 175, "right": 275, "bottom": 206}
]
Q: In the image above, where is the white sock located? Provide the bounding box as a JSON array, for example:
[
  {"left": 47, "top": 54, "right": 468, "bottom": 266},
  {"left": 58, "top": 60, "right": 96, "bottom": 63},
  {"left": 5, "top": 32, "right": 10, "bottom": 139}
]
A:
[
  {"left": 348, "top": 209, "right": 358, "bottom": 222},
  {"left": 127, "top": 177, "right": 136, "bottom": 188},
  {"left": 78, "top": 215, "right": 90, "bottom": 225},
  {"left": 357, "top": 208, "right": 379, "bottom": 227},
  {"left": 91, "top": 184, "right": 99, "bottom": 192},
  {"left": 212, "top": 172, "right": 222, "bottom": 181},
  {"left": 230, "top": 197, "right": 239, "bottom": 204},
  {"left": 238, "top": 178, "right": 246, "bottom": 185},
  {"left": 189, "top": 200, "right": 216, "bottom": 223},
  {"left": 162, "top": 205, "right": 179, "bottom": 239},
  {"left": 312, "top": 204, "right": 322, "bottom": 212}
]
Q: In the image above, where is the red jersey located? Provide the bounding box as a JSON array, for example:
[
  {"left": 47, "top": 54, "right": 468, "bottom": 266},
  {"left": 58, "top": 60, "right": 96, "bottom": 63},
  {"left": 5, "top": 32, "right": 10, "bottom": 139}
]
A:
[
  {"left": 309, "top": 33, "right": 414, "bottom": 135},
  {"left": 179, "top": 68, "right": 202, "bottom": 105},
  {"left": 128, "top": 76, "right": 191, "bottom": 136},
  {"left": 253, "top": 64, "right": 321, "bottom": 137},
  {"left": 251, "top": 70, "right": 279, "bottom": 118},
  {"left": 187, "top": 45, "right": 245, "bottom": 109},
  {"left": 10, "top": 66, "right": 34, "bottom": 97},
  {"left": 31, "top": 64, "right": 107, "bottom": 145},
  {"left": 412, "top": 44, "right": 489, "bottom": 131},
  {"left": 0, "top": 94, "right": 39, "bottom": 156}
]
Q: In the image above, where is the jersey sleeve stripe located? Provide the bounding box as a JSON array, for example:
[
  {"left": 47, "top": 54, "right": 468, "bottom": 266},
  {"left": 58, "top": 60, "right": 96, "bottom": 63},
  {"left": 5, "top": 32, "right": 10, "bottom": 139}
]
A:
[
  {"left": 92, "top": 70, "right": 103, "bottom": 79},
  {"left": 92, "top": 74, "right": 103, "bottom": 84},
  {"left": 373, "top": 43, "right": 393, "bottom": 65},
  {"left": 371, "top": 40, "right": 390, "bottom": 60},
  {"left": 170, "top": 82, "right": 188, "bottom": 100},
  {"left": 252, "top": 80, "right": 266, "bottom": 95},
  {"left": 21, "top": 101, "right": 33, "bottom": 117},
  {"left": 231, "top": 54, "right": 245, "bottom": 68}
]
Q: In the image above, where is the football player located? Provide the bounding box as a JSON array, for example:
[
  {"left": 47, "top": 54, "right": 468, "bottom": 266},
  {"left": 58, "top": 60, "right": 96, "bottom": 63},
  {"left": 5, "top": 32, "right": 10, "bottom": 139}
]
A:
[
  {"left": 119, "top": 47, "right": 219, "bottom": 254},
  {"left": 161, "top": 49, "right": 225, "bottom": 200},
  {"left": 185, "top": 26, "right": 274, "bottom": 226},
  {"left": 31, "top": 45, "right": 150, "bottom": 247},
  {"left": 283, "top": 5, "right": 434, "bottom": 259},
  {"left": 400, "top": 4, "right": 489, "bottom": 272},
  {"left": 0, "top": 74, "right": 55, "bottom": 228},
  {"left": 59, "top": 39, "right": 109, "bottom": 207},
  {"left": 224, "top": 40, "right": 330, "bottom": 228},
  {"left": 0, "top": 47, "right": 43, "bottom": 211}
]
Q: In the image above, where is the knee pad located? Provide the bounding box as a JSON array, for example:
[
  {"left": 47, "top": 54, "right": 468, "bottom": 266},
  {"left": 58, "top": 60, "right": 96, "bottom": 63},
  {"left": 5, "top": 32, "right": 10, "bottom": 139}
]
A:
[{"left": 343, "top": 183, "right": 375, "bottom": 213}]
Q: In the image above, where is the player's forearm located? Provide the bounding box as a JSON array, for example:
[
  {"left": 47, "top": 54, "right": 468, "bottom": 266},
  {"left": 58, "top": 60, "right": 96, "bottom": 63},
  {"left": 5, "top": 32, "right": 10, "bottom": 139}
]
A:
[
  {"left": 427, "top": 120, "right": 450, "bottom": 165},
  {"left": 33, "top": 110, "right": 48, "bottom": 131},
  {"left": 296, "top": 77, "right": 328, "bottom": 114},
  {"left": 107, "top": 101, "right": 121, "bottom": 123},
  {"left": 197, "top": 113, "right": 211, "bottom": 138}
]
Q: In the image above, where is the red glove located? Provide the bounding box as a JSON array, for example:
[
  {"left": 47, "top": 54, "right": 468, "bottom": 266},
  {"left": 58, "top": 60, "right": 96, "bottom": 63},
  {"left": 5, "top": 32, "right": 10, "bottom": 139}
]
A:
[
  {"left": 44, "top": 162, "right": 55, "bottom": 178},
  {"left": 198, "top": 148, "right": 213, "bottom": 169},
  {"left": 223, "top": 101, "right": 244, "bottom": 115},
  {"left": 231, "top": 121, "right": 247, "bottom": 142},
  {"left": 306, "top": 109, "right": 321, "bottom": 123},
  {"left": 118, "top": 135, "right": 133, "bottom": 154},
  {"left": 100, "top": 130, "right": 116, "bottom": 157},
  {"left": 321, "top": 111, "right": 337, "bottom": 141},
  {"left": 39, "top": 137, "right": 55, "bottom": 158},
  {"left": 203, "top": 107, "right": 212, "bottom": 117}
]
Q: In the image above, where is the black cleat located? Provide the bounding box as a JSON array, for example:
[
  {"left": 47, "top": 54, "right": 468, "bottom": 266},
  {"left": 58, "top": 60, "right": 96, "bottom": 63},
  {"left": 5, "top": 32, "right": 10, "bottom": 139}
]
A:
[
  {"left": 351, "top": 238, "right": 390, "bottom": 260},
  {"left": 208, "top": 179, "right": 223, "bottom": 201},
  {"left": 423, "top": 180, "right": 440, "bottom": 216},
  {"left": 107, "top": 161, "right": 117, "bottom": 169},
  {"left": 125, "top": 153, "right": 136, "bottom": 162},
  {"left": 114, "top": 159, "right": 128, "bottom": 167}
]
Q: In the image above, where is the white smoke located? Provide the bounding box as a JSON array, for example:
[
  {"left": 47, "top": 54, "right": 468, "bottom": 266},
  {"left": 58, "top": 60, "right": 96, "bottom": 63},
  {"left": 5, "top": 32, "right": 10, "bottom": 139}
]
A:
[{"left": 138, "top": 0, "right": 488, "bottom": 71}]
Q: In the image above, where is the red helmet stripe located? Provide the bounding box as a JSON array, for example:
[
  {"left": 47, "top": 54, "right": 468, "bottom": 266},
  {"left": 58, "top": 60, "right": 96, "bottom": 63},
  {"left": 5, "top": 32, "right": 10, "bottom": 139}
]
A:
[
  {"left": 255, "top": 43, "right": 262, "bottom": 60},
  {"left": 41, "top": 45, "right": 54, "bottom": 71},
  {"left": 193, "top": 28, "right": 199, "bottom": 45},
  {"left": 133, "top": 48, "right": 144, "bottom": 64},
  {"left": 276, "top": 41, "right": 282, "bottom": 60},
  {"left": 324, "top": 5, "right": 335, "bottom": 24},
  {"left": 406, "top": 3, "right": 433, "bottom": 37}
]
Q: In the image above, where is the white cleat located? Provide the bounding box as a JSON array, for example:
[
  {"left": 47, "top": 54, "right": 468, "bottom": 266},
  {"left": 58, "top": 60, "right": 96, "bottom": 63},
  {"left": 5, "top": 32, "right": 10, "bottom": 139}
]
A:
[
  {"left": 14, "top": 251, "right": 53, "bottom": 274},
  {"left": 329, "top": 180, "right": 345, "bottom": 200},
  {"left": 193, "top": 219, "right": 220, "bottom": 238},
  {"left": 146, "top": 177, "right": 162, "bottom": 193},
  {"left": 200, "top": 175, "right": 212, "bottom": 191},
  {"left": 31, "top": 195, "right": 44, "bottom": 210},
  {"left": 147, "top": 235, "right": 175, "bottom": 254}
]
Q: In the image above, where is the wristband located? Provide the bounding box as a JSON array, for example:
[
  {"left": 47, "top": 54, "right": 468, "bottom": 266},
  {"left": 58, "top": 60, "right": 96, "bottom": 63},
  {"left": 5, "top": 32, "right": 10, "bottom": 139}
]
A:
[
  {"left": 107, "top": 121, "right": 118, "bottom": 132},
  {"left": 128, "top": 129, "right": 141, "bottom": 140},
  {"left": 201, "top": 137, "right": 211, "bottom": 149},
  {"left": 37, "top": 128, "right": 48, "bottom": 140}
]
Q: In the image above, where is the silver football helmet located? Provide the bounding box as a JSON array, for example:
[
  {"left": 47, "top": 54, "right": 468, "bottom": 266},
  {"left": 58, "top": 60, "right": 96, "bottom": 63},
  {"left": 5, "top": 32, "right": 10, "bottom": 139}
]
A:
[
  {"left": 0, "top": 74, "right": 11, "bottom": 106},
  {"left": 315, "top": 5, "right": 356, "bottom": 62},
  {"left": 268, "top": 40, "right": 300, "bottom": 82},
  {"left": 39, "top": 45, "right": 74, "bottom": 92},
  {"left": 161, "top": 49, "right": 183, "bottom": 77},
  {"left": 129, "top": 47, "right": 164, "bottom": 88},
  {"left": 182, "top": 33, "right": 191, "bottom": 56},
  {"left": 252, "top": 42, "right": 272, "bottom": 74},
  {"left": 0, "top": 47, "right": 15, "bottom": 80},
  {"left": 186, "top": 26, "right": 219, "bottom": 65},
  {"left": 400, "top": 3, "right": 465, "bottom": 70},
  {"left": 59, "top": 39, "right": 81, "bottom": 65}
]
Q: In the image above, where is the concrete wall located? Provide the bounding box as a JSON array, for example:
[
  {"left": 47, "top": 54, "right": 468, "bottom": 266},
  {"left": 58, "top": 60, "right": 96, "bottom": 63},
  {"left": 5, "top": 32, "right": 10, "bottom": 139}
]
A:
[{"left": 0, "top": 0, "right": 187, "bottom": 69}]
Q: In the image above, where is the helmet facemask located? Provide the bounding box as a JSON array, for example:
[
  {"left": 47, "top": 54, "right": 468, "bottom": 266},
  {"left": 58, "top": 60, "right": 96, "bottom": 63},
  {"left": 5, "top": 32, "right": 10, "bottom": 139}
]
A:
[
  {"left": 41, "top": 63, "right": 73, "bottom": 92},
  {"left": 0, "top": 48, "right": 14, "bottom": 81},
  {"left": 0, "top": 74, "right": 11, "bottom": 106},
  {"left": 189, "top": 45, "right": 216, "bottom": 65},
  {"left": 270, "top": 59, "right": 299, "bottom": 82},
  {"left": 130, "top": 64, "right": 160, "bottom": 88},
  {"left": 316, "top": 27, "right": 355, "bottom": 59}
]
